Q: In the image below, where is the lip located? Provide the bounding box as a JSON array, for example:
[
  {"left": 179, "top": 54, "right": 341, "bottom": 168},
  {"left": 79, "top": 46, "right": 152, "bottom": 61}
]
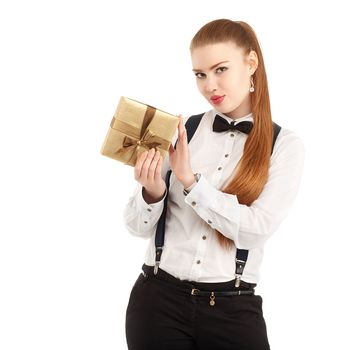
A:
[{"left": 210, "top": 95, "right": 225, "bottom": 105}]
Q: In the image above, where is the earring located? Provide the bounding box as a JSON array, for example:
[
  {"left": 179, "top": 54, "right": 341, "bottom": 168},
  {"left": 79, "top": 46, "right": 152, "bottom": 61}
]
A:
[{"left": 249, "top": 77, "right": 255, "bottom": 92}]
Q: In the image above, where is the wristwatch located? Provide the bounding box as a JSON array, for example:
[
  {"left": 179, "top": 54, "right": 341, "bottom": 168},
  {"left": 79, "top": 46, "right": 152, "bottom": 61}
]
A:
[{"left": 183, "top": 173, "right": 201, "bottom": 196}]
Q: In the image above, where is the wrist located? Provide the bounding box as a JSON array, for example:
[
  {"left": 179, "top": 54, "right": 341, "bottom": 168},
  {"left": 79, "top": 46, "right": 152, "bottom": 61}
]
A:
[
  {"left": 142, "top": 186, "right": 166, "bottom": 204},
  {"left": 182, "top": 174, "right": 196, "bottom": 189},
  {"left": 183, "top": 173, "right": 201, "bottom": 196}
]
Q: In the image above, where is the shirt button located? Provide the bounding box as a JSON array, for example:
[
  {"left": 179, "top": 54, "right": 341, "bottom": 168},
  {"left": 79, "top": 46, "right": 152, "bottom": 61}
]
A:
[
  {"left": 144, "top": 221, "right": 148, "bottom": 224},
  {"left": 230, "top": 133, "right": 234, "bottom": 137},
  {"left": 224, "top": 154, "right": 229, "bottom": 157},
  {"left": 218, "top": 167, "right": 222, "bottom": 171},
  {"left": 207, "top": 219, "right": 212, "bottom": 224},
  {"left": 202, "top": 235, "right": 207, "bottom": 240},
  {"left": 191, "top": 201, "right": 196, "bottom": 206},
  {"left": 196, "top": 260, "right": 201, "bottom": 264},
  {"left": 147, "top": 208, "right": 152, "bottom": 212}
]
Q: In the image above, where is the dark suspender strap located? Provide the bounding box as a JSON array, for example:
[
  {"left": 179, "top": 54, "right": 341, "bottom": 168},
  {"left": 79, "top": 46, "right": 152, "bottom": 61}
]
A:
[
  {"left": 272, "top": 122, "right": 282, "bottom": 151},
  {"left": 154, "top": 113, "right": 205, "bottom": 274},
  {"left": 179, "top": 113, "right": 205, "bottom": 146},
  {"left": 153, "top": 169, "right": 171, "bottom": 274},
  {"left": 234, "top": 249, "right": 249, "bottom": 287},
  {"left": 234, "top": 121, "right": 282, "bottom": 285}
]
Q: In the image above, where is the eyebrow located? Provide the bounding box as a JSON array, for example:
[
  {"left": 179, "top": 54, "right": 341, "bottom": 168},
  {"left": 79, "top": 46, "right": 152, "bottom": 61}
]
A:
[{"left": 192, "top": 61, "right": 230, "bottom": 72}]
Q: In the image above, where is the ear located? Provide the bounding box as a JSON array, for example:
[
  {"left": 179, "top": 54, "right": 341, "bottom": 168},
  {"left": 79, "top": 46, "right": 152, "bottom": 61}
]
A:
[{"left": 247, "top": 50, "right": 258, "bottom": 74}]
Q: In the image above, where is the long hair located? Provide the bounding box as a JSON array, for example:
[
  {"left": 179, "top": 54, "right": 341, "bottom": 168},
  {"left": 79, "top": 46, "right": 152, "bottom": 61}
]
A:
[{"left": 190, "top": 19, "right": 273, "bottom": 250}]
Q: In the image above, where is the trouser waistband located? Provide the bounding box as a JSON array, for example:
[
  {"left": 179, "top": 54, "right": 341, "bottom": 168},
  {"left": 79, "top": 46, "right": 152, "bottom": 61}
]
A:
[{"left": 141, "top": 264, "right": 256, "bottom": 295}]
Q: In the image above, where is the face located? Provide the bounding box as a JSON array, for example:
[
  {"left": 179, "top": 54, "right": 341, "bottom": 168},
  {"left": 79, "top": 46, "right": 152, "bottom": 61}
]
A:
[{"left": 191, "top": 42, "right": 258, "bottom": 119}]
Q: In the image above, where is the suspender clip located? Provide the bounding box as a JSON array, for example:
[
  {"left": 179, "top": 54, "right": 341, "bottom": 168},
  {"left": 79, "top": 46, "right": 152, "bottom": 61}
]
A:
[
  {"left": 154, "top": 247, "right": 163, "bottom": 275},
  {"left": 235, "top": 258, "right": 246, "bottom": 288},
  {"left": 154, "top": 262, "right": 160, "bottom": 275},
  {"left": 235, "top": 275, "right": 241, "bottom": 288}
]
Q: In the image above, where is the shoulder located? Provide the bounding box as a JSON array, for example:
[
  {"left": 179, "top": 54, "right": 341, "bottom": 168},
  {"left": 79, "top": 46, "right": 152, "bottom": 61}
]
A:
[
  {"left": 272, "top": 126, "right": 305, "bottom": 163},
  {"left": 170, "top": 112, "right": 207, "bottom": 145},
  {"left": 184, "top": 111, "right": 208, "bottom": 123}
]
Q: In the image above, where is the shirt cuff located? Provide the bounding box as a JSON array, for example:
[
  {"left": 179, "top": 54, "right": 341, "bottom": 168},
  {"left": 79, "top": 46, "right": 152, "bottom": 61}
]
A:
[
  {"left": 184, "top": 174, "right": 217, "bottom": 210},
  {"left": 136, "top": 185, "right": 168, "bottom": 211},
  {"left": 184, "top": 179, "right": 197, "bottom": 192},
  {"left": 183, "top": 175, "right": 241, "bottom": 246}
]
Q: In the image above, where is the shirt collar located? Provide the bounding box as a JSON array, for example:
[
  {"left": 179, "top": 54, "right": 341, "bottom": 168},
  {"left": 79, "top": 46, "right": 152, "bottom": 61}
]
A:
[{"left": 211, "top": 109, "right": 254, "bottom": 124}]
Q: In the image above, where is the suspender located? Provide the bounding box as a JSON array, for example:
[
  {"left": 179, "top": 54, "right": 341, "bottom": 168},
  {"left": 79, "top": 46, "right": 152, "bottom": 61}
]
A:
[
  {"left": 234, "top": 121, "right": 282, "bottom": 286},
  {"left": 153, "top": 114, "right": 203, "bottom": 274},
  {"left": 154, "top": 113, "right": 282, "bottom": 285}
]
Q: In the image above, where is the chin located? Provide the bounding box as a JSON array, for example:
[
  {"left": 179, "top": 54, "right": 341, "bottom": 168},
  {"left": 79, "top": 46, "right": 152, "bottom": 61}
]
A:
[{"left": 215, "top": 105, "right": 237, "bottom": 116}]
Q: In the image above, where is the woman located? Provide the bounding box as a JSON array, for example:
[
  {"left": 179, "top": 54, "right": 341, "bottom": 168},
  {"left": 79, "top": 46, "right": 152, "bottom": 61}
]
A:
[{"left": 123, "top": 19, "right": 305, "bottom": 350}]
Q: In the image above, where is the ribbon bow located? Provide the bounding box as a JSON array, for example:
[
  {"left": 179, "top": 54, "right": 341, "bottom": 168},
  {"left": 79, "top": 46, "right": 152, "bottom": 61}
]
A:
[{"left": 115, "top": 128, "right": 162, "bottom": 161}]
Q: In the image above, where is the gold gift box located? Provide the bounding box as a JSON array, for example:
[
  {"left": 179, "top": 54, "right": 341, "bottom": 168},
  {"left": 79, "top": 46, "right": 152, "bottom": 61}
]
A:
[{"left": 100, "top": 96, "right": 179, "bottom": 166}]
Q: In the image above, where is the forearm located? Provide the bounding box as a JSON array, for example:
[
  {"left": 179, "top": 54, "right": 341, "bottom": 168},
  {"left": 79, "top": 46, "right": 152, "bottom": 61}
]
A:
[{"left": 184, "top": 135, "right": 305, "bottom": 249}]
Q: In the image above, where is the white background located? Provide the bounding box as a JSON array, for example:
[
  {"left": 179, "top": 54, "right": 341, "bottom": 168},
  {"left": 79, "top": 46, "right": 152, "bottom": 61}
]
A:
[{"left": 1, "top": 0, "right": 349, "bottom": 349}]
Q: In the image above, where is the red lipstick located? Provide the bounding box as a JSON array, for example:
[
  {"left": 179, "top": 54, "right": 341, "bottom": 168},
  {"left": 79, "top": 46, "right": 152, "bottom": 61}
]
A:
[{"left": 210, "top": 95, "right": 225, "bottom": 105}]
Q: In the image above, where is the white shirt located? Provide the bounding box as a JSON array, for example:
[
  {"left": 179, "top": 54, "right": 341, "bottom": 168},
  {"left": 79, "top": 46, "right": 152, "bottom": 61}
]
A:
[{"left": 123, "top": 109, "right": 305, "bottom": 283}]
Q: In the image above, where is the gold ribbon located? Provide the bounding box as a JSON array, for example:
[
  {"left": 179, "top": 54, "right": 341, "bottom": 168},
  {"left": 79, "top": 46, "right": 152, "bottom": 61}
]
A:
[
  {"left": 111, "top": 105, "right": 171, "bottom": 165},
  {"left": 115, "top": 128, "right": 170, "bottom": 160}
]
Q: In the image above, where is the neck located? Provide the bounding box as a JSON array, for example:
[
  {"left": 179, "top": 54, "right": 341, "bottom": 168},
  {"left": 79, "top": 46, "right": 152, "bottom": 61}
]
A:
[{"left": 225, "top": 95, "right": 252, "bottom": 120}]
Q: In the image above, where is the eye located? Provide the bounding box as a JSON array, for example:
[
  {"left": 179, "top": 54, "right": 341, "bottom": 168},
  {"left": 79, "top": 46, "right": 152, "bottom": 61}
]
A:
[
  {"left": 216, "top": 66, "right": 228, "bottom": 74},
  {"left": 194, "top": 72, "right": 206, "bottom": 79}
]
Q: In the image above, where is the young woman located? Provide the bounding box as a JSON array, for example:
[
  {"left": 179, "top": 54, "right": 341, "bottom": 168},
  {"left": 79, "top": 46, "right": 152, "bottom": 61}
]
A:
[{"left": 123, "top": 19, "right": 305, "bottom": 350}]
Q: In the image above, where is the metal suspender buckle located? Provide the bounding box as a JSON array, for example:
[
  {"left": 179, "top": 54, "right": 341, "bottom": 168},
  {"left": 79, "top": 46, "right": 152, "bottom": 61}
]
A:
[
  {"left": 235, "top": 258, "right": 246, "bottom": 288},
  {"left": 154, "top": 262, "right": 160, "bottom": 275},
  {"left": 154, "top": 247, "right": 163, "bottom": 275}
]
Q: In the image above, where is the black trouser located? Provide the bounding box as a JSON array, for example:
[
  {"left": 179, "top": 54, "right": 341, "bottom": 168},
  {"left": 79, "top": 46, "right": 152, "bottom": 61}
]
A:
[{"left": 125, "top": 264, "right": 270, "bottom": 350}]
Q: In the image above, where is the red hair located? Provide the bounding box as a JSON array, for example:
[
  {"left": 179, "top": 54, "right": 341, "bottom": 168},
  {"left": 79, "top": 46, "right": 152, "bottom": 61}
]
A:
[{"left": 190, "top": 19, "right": 273, "bottom": 250}]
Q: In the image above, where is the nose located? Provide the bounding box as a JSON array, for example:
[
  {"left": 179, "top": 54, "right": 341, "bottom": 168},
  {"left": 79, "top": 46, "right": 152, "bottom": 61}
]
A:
[{"left": 204, "top": 76, "right": 217, "bottom": 93}]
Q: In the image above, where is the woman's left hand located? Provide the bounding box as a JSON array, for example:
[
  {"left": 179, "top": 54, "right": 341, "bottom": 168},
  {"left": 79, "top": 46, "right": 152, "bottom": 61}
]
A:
[{"left": 168, "top": 115, "right": 196, "bottom": 188}]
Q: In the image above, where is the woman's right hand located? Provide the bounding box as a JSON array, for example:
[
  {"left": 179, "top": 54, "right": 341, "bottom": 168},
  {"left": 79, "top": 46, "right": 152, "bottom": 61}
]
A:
[{"left": 134, "top": 147, "right": 166, "bottom": 203}]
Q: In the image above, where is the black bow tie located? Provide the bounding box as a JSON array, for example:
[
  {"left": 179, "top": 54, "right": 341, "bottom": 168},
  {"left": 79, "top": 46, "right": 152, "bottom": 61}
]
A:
[{"left": 212, "top": 114, "right": 253, "bottom": 134}]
